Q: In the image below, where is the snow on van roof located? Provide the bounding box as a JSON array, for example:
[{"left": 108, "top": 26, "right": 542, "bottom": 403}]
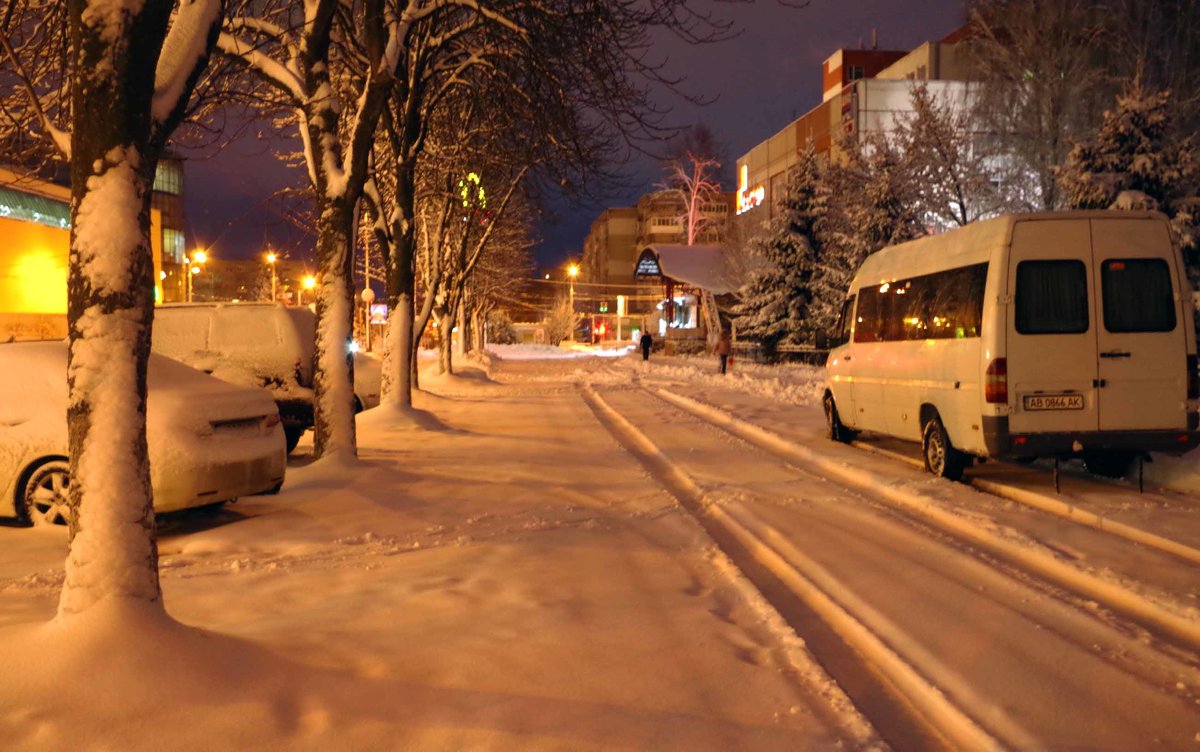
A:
[{"left": 850, "top": 210, "right": 1168, "bottom": 289}]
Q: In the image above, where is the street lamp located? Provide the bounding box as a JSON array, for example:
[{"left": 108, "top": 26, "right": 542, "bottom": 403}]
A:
[
  {"left": 361, "top": 286, "right": 375, "bottom": 352},
  {"left": 183, "top": 248, "right": 207, "bottom": 302},
  {"left": 567, "top": 263, "right": 579, "bottom": 342},
  {"left": 302, "top": 274, "right": 317, "bottom": 306},
  {"left": 266, "top": 251, "right": 278, "bottom": 302}
]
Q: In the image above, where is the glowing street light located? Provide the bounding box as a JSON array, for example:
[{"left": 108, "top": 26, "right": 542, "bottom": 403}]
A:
[
  {"left": 567, "top": 263, "right": 579, "bottom": 342},
  {"left": 301, "top": 274, "right": 317, "bottom": 306},
  {"left": 184, "top": 248, "right": 208, "bottom": 302},
  {"left": 265, "top": 251, "right": 278, "bottom": 302}
]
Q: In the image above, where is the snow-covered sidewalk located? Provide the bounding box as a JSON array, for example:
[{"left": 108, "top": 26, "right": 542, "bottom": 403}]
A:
[{"left": 0, "top": 362, "right": 868, "bottom": 751}]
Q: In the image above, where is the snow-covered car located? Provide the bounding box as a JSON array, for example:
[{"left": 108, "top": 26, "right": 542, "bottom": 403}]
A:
[
  {"left": 0, "top": 341, "right": 286, "bottom": 526},
  {"left": 153, "top": 303, "right": 382, "bottom": 453}
]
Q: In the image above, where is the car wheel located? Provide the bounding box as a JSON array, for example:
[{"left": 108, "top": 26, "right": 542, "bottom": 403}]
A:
[
  {"left": 823, "top": 393, "right": 857, "bottom": 444},
  {"left": 21, "top": 460, "right": 72, "bottom": 526},
  {"left": 284, "top": 426, "right": 305, "bottom": 454},
  {"left": 922, "top": 416, "right": 967, "bottom": 481},
  {"left": 1082, "top": 451, "right": 1135, "bottom": 479}
]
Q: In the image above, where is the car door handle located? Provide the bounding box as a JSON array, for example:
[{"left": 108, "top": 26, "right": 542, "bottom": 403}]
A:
[
  {"left": 843, "top": 355, "right": 851, "bottom": 361},
  {"left": 1100, "top": 351, "right": 1132, "bottom": 358}
]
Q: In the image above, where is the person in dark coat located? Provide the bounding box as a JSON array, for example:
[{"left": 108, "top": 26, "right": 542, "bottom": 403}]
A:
[
  {"left": 640, "top": 331, "right": 653, "bottom": 361},
  {"left": 714, "top": 328, "right": 732, "bottom": 374}
]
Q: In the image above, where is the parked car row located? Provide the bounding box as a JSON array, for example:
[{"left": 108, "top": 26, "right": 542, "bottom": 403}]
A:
[
  {"left": 1, "top": 302, "right": 384, "bottom": 527},
  {"left": 152, "top": 303, "right": 381, "bottom": 452}
]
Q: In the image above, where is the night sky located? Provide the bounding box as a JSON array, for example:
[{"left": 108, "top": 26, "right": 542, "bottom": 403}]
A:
[{"left": 184, "top": 0, "right": 967, "bottom": 269}]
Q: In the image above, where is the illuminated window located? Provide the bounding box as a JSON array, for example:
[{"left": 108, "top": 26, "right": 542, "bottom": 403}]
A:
[
  {"left": 0, "top": 186, "right": 69, "bottom": 229},
  {"left": 162, "top": 229, "right": 186, "bottom": 264},
  {"left": 153, "top": 161, "right": 183, "bottom": 196}
]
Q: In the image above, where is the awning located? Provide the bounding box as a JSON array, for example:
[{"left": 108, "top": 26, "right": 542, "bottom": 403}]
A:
[{"left": 635, "top": 244, "right": 744, "bottom": 295}]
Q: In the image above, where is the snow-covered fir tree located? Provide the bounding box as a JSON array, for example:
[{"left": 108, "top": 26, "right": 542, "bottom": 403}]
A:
[
  {"left": 895, "top": 84, "right": 1005, "bottom": 229},
  {"left": 1058, "top": 81, "right": 1199, "bottom": 251},
  {"left": 733, "top": 147, "right": 827, "bottom": 351},
  {"left": 808, "top": 133, "right": 925, "bottom": 336}
]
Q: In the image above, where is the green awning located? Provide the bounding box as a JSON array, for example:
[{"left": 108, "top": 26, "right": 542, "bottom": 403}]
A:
[{"left": 0, "top": 185, "right": 69, "bottom": 229}]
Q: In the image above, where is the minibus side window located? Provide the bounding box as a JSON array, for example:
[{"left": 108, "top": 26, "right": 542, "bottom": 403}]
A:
[
  {"left": 859, "top": 264, "right": 987, "bottom": 342},
  {"left": 854, "top": 287, "right": 881, "bottom": 343},
  {"left": 833, "top": 296, "right": 855, "bottom": 346},
  {"left": 1015, "top": 260, "right": 1089, "bottom": 335},
  {"left": 1101, "top": 258, "right": 1176, "bottom": 333}
]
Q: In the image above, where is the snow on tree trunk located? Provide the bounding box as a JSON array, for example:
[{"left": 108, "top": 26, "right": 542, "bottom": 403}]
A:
[
  {"left": 311, "top": 207, "right": 358, "bottom": 461},
  {"left": 437, "top": 311, "right": 453, "bottom": 375},
  {"left": 379, "top": 292, "right": 414, "bottom": 407},
  {"left": 63, "top": 148, "right": 161, "bottom": 617},
  {"left": 60, "top": 0, "right": 177, "bottom": 616}
]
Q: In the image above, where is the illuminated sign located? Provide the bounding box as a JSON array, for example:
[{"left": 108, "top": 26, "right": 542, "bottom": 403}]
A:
[
  {"left": 635, "top": 250, "right": 661, "bottom": 277},
  {"left": 735, "top": 165, "right": 765, "bottom": 215}
]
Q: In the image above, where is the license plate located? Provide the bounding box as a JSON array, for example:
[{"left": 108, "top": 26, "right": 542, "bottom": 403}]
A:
[{"left": 1023, "top": 394, "right": 1084, "bottom": 411}]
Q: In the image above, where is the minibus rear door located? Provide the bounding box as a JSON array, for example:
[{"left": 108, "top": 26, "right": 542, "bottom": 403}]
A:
[
  {"left": 1090, "top": 218, "right": 1187, "bottom": 431},
  {"left": 1007, "top": 220, "right": 1100, "bottom": 436}
]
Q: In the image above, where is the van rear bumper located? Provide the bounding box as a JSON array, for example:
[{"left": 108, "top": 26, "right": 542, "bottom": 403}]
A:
[{"left": 983, "top": 415, "right": 1200, "bottom": 457}]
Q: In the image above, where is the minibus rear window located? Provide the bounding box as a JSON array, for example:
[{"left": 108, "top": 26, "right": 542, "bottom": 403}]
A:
[
  {"left": 1015, "top": 260, "right": 1089, "bottom": 335},
  {"left": 1101, "top": 258, "right": 1176, "bottom": 333}
]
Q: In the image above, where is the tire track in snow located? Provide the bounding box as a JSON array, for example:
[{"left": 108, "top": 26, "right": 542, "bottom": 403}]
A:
[
  {"left": 651, "top": 386, "right": 1200, "bottom": 654},
  {"left": 582, "top": 385, "right": 1009, "bottom": 752},
  {"left": 845, "top": 439, "right": 1200, "bottom": 567}
]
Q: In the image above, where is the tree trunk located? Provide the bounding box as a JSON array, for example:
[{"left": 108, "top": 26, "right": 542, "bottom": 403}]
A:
[
  {"left": 381, "top": 211, "right": 416, "bottom": 407},
  {"left": 438, "top": 310, "right": 453, "bottom": 374},
  {"left": 457, "top": 304, "right": 468, "bottom": 356},
  {"left": 312, "top": 203, "right": 358, "bottom": 461},
  {"left": 60, "top": 0, "right": 172, "bottom": 616},
  {"left": 412, "top": 287, "right": 437, "bottom": 388}
]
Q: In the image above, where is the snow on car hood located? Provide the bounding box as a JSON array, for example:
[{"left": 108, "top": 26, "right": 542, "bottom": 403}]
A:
[{"left": 0, "top": 341, "right": 277, "bottom": 433}]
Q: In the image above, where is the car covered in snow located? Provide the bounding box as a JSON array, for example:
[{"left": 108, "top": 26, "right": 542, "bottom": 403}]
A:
[
  {"left": 152, "top": 303, "right": 382, "bottom": 453},
  {"left": 0, "top": 341, "right": 286, "bottom": 526}
]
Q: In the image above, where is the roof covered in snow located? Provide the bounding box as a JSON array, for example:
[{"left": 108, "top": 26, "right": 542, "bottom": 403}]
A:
[{"left": 636, "top": 244, "right": 745, "bottom": 295}]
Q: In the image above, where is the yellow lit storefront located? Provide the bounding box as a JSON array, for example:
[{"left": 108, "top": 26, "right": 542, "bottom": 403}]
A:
[{"left": 0, "top": 170, "right": 163, "bottom": 340}]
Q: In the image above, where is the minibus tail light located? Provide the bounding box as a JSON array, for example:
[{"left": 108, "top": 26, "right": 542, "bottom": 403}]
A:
[
  {"left": 985, "top": 358, "right": 1008, "bottom": 404},
  {"left": 1188, "top": 355, "right": 1199, "bottom": 400}
]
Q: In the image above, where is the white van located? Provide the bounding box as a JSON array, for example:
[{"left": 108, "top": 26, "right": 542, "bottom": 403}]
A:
[{"left": 823, "top": 211, "right": 1200, "bottom": 480}]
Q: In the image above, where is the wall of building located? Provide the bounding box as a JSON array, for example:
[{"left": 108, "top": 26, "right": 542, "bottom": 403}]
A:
[{"left": 736, "top": 28, "right": 973, "bottom": 228}]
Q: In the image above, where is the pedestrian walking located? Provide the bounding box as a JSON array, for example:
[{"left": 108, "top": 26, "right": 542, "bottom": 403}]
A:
[
  {"left": 640, "top": 331, "right": 653, "bottom": 361},
  {"left": 715, "top": 328, "right": 732, "bottom": 375}
]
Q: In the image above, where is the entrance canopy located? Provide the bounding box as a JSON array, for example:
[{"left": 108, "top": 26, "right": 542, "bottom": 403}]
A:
[{"left": 634, "top": 244, "right": 744, "bottom": 294}]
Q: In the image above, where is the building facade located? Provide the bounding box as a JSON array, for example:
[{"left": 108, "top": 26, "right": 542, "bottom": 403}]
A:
[{"left": 736, "top": 27, "right": 977, "bottom": 221}]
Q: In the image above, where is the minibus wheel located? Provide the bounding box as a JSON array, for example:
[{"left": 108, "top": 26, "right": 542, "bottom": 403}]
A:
[
  {"left": 922, "top": 416, "right": 967, "bottom": 481},
  {"left": 1081, "top": 451, "right": 1135, "bottom": 479},
  {"left": 823, "top": 393, "right": 857, "bottom": 443}
]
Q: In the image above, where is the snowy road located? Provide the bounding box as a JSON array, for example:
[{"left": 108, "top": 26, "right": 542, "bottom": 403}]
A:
[{"left": 1, "top": 351, "right": 1199, "bottom": 750}]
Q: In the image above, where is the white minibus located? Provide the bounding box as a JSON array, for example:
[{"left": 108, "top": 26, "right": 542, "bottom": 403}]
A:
[{"left": 823, "top": 211, "right": 1200, "bottom": 480}]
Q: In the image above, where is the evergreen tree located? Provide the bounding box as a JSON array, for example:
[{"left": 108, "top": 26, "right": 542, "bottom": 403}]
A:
[
  {"left": 896, "top": 84, "right": 1006, "bottom": 229},
  {"left": 809, "top": 134, "right": 925, "bottom": 336},
  {"left": 733, "top": 147, "right": 827, "bottom": 351},
  {"left": 1058, "top": 81, "right": 1199, "bottom": 251}
]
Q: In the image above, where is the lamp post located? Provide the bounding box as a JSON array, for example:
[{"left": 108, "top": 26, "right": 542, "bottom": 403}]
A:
[
  {"left": 266, "top": 251, "right": 277, "bottom": 302},
  {"left": 567, "top": 263, "right": 579, "bottom": 342},
  {"left": 191, "top": 249, "right": 208, "bottom": 302},
  {"left": 361, "top": 287, "right": 375, "bottom": 351}
]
